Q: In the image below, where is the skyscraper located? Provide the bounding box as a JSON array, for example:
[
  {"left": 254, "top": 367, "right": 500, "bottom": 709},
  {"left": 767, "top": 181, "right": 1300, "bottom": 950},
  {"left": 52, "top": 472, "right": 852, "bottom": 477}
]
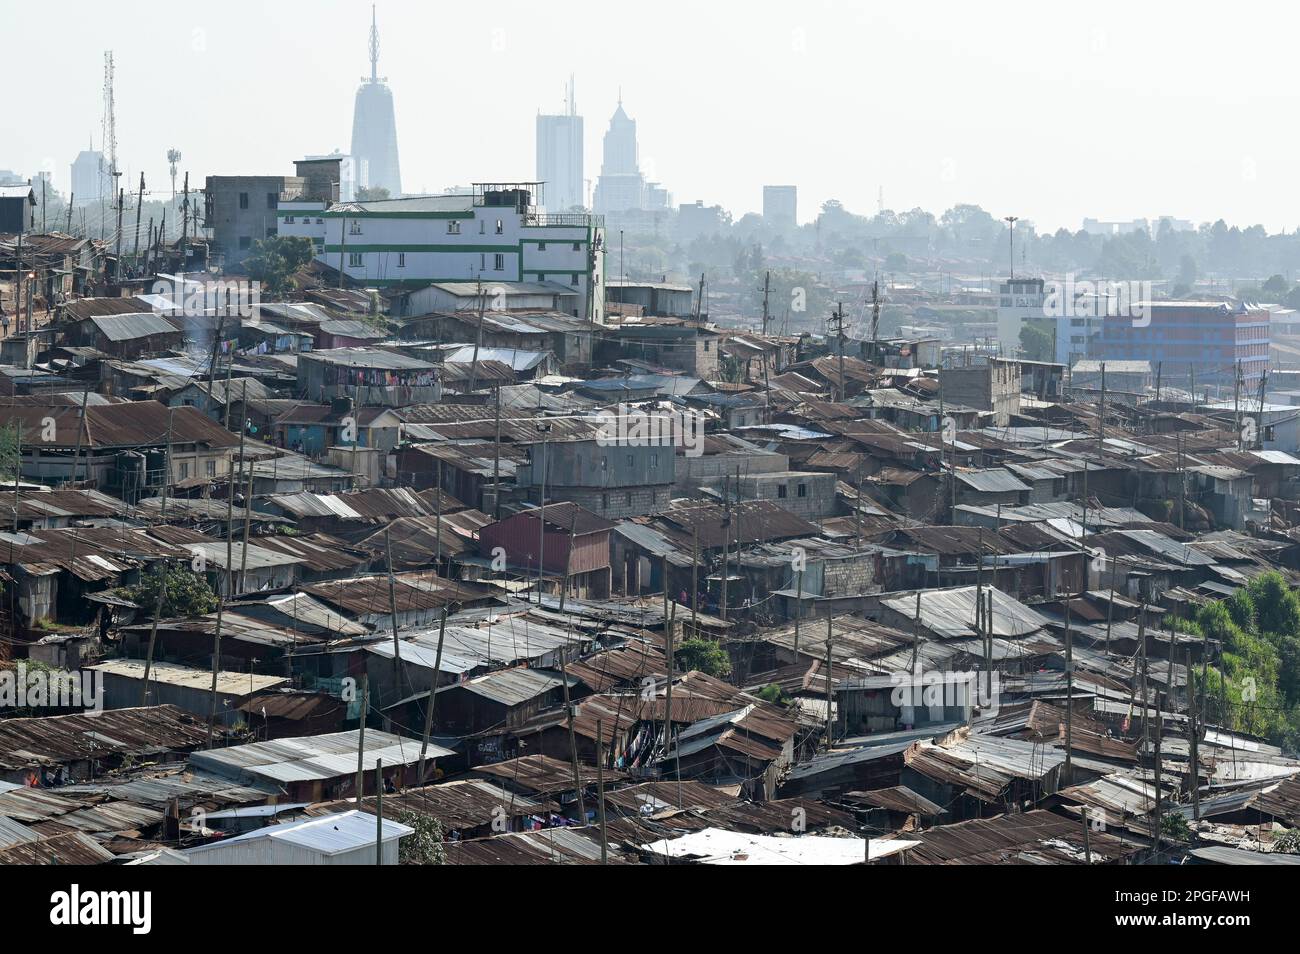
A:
[
  {"left": 350, "top": 6, "right": 402, "bottom": 196},
  {"left": 70, "top": 139, "right": 105, "bottom": 207},
  {"left": 536, "top": 77, "right": 584, "bottom": 212},
  {"left": 763, "top": 185, "right": 798, "bottom": 228},
  {"left": 593, "top": 97, "right": 645, "bottom": 214}
]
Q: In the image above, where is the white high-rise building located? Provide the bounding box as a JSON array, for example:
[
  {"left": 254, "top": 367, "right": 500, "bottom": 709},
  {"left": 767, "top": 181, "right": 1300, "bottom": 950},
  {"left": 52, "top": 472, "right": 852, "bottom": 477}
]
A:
[
  {"left": 536, "top": 77, "right": 584, "bottom": 213},
  {"left": 996, "top": 277, "right": 1046, "bottom": 356}
]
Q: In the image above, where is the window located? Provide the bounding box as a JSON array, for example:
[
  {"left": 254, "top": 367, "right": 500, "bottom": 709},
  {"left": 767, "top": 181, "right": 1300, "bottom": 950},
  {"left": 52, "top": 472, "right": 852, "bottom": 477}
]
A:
[
  {"left": 397, "top": 252, "right": 406, "bottom": 268},
  {"left": 238, "top": 192, "right": 249, "bottom": 210},
  {"left": 179, "top": 462, "right": 190, "bottom": 480},
  {"left": 316, "top": 217, "right": 324, "bottom": 225},
  {"left": 267, "top": 192, "right": 277, "bottom": 209},
  {"left": 572, "top": 242, "right": 581, "bottom": 252},
  {"left": 570, "top": 273, "right": 579, "bottom": 285},
  {"left": 238, "top": 236, "right": 252, "bottom": 250},
  {"left": 625, "top": 491, "right": 632, "bottom": 506},
  {"left": 284, "top": 215, "right": 296, "bottom": 224},
  {"left": 349, "top": 221, "right": 362, "bottom": 235},
  {"left": 537, "top": 274, "right": 545, "bottom": 283},
  {"left": 601, "top": 493, "right": 609, "bottom": 510},
  {"left": 480, "top": 253, "right": 486, "bottom": 269},
  {"left": 206, "top": 459, "right": 216, "bottom": 477},
  {"left": 448, "top": 220, "right": 460, "bottom": 234},
  {"left": 626, "top": 454, "right": 634, "bottom": 467},
  {"left": 479, "top": 220, "right": 485, "bottom": 234},
  {"left": 538, "top": 242, "right": 547, "bottom": 251},
  {"left": 495, "top": 218, "right": 504, "bottom": 234},
  {"left": 778, "top": 484, "right": 788, "bottom": 498},
  {"left": 704, "top": 340, "right": 711, "bottom": 352},
  {"left": 493, "top": 253, "right": 504, "bottom": 271},
  {"left": 797, "top": 483, "right": 807, "bottom": 497},
  {"left": 348, "top": 252, "right": 363, "bottom": 267},
  {"left": 649, "top": 453, "right": 658, "bottom": 467}
]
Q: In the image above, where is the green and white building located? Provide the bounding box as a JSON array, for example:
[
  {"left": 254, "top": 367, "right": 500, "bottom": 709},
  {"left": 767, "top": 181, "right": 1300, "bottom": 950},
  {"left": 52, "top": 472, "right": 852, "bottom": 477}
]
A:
[{"left": 277, "top": 182, "right": 606, "bottom": 323}]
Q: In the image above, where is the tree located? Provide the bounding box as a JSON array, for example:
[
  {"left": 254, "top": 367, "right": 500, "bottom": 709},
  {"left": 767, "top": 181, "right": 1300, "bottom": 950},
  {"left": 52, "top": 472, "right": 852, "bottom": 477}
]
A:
[
  {"left": 674, "top": 638, "right": 731, "bottom": 677},
  {"left": 1019, "top": 320, "right": 1054, "bottom": 362},
  {"left": 356, "top": 186, "right": 391, "bottom": 201},
  {"left": 243, "top": 235, "right": 315, "bottom": 296},
  {"left": 395, "top": 810, "right": 446, "bottom": 864},
  {"left": 0, "top": 423, "right": 19, "bottom": 481},
  {"left": 1263, "top": 274, "right": 1290, "bottom": 297},
  {"left": 121, "top": 562, "right": 218, "bottom": 618}
]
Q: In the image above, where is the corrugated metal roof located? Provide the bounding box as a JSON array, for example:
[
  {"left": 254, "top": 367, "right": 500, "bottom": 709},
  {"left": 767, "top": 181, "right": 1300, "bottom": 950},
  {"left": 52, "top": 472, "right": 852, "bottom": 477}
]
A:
[
  {"left": 184, "top": 809, "right": 412, "bottom": 857},
  {"left": 880, "top": 585, "right": 1049, "bottom": 639},
  {"left": 87, "top": 312, "right": 182, "bottom": 341},
  {"left": 445, "top": 667, "right": 575, "bottom": 707},
  {"left": 87, "top": 659, "right": 288, "bottom": 695},
  {"left": 189, "top": 730, "right": 453, "bottom": 786},
  {"left": 954, "top": 468, "right": 1031, "bottom": 493}
]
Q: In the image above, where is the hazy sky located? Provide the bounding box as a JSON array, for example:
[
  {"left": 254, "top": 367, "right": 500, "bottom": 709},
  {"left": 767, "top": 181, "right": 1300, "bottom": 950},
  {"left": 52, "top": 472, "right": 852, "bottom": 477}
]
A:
[{"left": 7, "top": 0, "right": 1298, "bottom": 232}]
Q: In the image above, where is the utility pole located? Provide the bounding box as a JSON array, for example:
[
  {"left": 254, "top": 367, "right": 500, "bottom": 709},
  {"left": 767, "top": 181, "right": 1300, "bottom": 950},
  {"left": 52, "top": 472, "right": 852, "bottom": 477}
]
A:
[
  {"left": 535, "top": 421, "right": 551, "bottom": 604},
  {"left": 113, "top": 186, "right": 124, "bottom": 278},
  {"left": 760, "top": 270, "right": 770, "bottom": 336},
  {"left": 720, "top": 474, "right": 731, "bottom": 622},
  {"left": 132, "top": 172, "right": 144, "bottom": 266},
  {"left": 384, "top": 526, "right": 403, "bottom": 680},
  {"left": 416, "top": 608, "right": 447, "bottom": 784},
  {"left": 1138, "top": 613, "right": 1149, "bottom": 749},
  {"left": 663, "top": 588, "right": 675, "bottom": 766},
  {"left": 139, "top": 408, "right": 174, "bottom": 705},
  {"left": 1003, "top": 216, "right": 1019, "bottom": 279},
  {"left": 1098, "top": 361, "right": 1106, "bottom": 452},
  {"left": 374, "top": 758, "right": 384, "bottom": 865},
  {"left": 824, "top": 617, "right": 834, "bottom": 751},
  {"left": 354, "top": 674, "right": 369, "bottom": 804},
  {"left": 1234, "top": 359, "right": 1243, "bottom": 451},
  {"left": 829, "top": 301, "right": 847, "bottom": 401},
  {"left": 690, "top": 521, "right": 699, "bottom": 639},
  {"left": 1064, "top": 595, "right": 1073, "bottom": 784},
  {"left": 492, "top": 385, "right": 502, "bottom": 518},
  {"left": 1152, "top": 654, "right": 1163, "bottom": 857},
  {"left": 594, "top": 719, "right": 609, "bottom": 865},
  {"left": 467, "top": 279, "right": 485, "bottom": 393},
  {"left": 869, "top": 279, "right": 881, "bottom": 363},
  {"left": 181, "top": 172, "right": 190, "bottom": 250},
  {"left": 1188, "top": 645, "right": 1200, "bottom": 822}
]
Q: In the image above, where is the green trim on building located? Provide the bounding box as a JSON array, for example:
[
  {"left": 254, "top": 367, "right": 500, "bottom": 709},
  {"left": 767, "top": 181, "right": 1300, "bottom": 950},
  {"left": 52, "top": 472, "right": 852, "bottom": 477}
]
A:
[{"left": 322, "top": 244, "right": 519, "bottom": 254}]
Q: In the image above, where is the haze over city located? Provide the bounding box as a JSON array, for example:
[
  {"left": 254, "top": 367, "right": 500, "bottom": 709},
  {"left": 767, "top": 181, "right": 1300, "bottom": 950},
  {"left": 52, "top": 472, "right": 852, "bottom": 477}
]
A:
[{"left": 7, "top": 0, "right": 1300, "bottom": 230}]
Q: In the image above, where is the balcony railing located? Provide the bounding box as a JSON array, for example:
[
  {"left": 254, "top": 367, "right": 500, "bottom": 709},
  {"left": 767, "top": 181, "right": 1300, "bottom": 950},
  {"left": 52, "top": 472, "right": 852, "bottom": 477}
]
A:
[{"left": 522, "top": 212, "right": 604, "bottom": 228}]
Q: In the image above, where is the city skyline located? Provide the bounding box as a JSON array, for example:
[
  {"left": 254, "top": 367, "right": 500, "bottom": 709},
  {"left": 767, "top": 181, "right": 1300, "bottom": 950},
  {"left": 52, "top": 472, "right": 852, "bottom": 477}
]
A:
[{"left": 6, "top": 0, "right": 1300, "bottom": 233}]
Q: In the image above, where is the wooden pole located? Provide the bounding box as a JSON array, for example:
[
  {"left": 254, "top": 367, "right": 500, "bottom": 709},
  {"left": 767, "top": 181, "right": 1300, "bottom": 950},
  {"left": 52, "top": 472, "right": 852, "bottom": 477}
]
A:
[
  {"left": 355, "top": 673, "right": 369, "bottom": 804},
  {"left": 824, "top": 616, "right": 834, "bottom": 751},
  {"left": 416, "top": 608, "right": 448, "bottom": 785},
  {"left": 375, "top": 757, "right": 384, "bottom": 865},
  {"left": 594, "top": 718, "right": 609, "bottom": 865},
  {"left": 139, "top": 408, "right": 174, "bottom": 704}
]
